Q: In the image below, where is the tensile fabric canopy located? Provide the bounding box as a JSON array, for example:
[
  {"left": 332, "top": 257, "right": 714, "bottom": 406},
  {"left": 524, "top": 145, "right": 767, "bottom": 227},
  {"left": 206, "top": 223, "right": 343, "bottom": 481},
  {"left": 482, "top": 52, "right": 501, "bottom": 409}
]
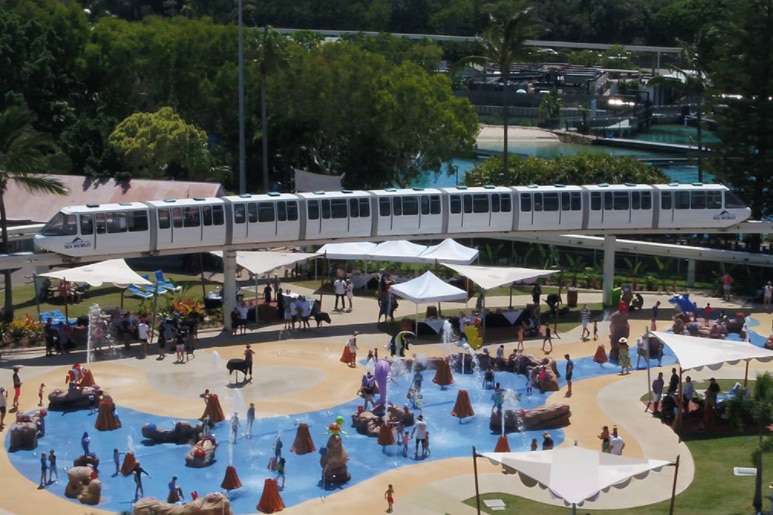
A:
[
  {"left": 418, "top": 239, "right": 479, "bottom": 265},
  {"left": 389, "top": 271, "right": 468, "bottom": 304},
  {"left": 40, "top": 259, "right": 152, "bottom": 287},
  {"left": 650, "top": 331, "right": 773, "bottom": 371},
  {"left": 440, "top": 263, "right": 558, "bottom": 291}
]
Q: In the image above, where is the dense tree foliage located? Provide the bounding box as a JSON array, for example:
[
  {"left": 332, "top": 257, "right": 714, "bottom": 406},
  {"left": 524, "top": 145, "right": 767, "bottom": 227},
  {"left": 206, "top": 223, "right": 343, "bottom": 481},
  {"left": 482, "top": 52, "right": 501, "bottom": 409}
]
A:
[{"left": 465, "top": 153, "right": 669, "bottom": 187}]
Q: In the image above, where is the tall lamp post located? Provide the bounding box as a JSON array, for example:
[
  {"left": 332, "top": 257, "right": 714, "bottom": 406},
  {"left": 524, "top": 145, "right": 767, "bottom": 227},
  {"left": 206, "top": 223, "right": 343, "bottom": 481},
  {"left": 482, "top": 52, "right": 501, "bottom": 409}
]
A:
[{"left": 237, "top": 0, "right": 246, "bottom": 194}]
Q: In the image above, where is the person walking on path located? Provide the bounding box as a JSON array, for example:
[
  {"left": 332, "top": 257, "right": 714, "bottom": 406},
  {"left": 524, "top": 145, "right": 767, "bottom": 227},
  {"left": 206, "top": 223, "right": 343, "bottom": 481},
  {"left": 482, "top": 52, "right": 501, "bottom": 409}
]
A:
[
  {"left": 722, "top": 272, "right": 733, "bottom": 301},
  {"left": 345, "top": 278, "right": 354, "bottom": 312},
  {"left": 598, "top": 425, "right": 611, "bottom": 453},
  {"left": 48, "top": 449, "right": 59, "bottom": 483},
  {"left": 542, "top": 323, "right": 553, "bottom": 354},
  {"left": 346, "top": 332, "right": 359, "bottom": 368},
  {"left": 138, "top": 318, "right": 149, "bottom": 357},
  {"left": 592, "top": 320, "right": 598, "bottom": 341},
  {"left": 580, "top": 305, "right": 591, "bottom": 340},
  {"left": 531, "top": 283, "right": 541, "bottom": 305},
  {"left": 39, "top": 452, "right": 48, "bottom": 488},
  {"left": 609, "top": 427, "right": 625, "bottom": 455},
  {"left": 668, "top": 368, "right": 679, "bottom": 394},
  {"left": 564, "top": 354, "right": 574, "bottom": 397},
  {"left": 246, "top": 403, "right": 255, "bottom": 437},
  {"left": 0, "top": 387, "right": 7, "bottom": 428},
  {"left": 651, "top": 372, "right": 664, "bottom": 414},
  {"left": 651, "top": 301, "right": 660, "bottom": 331},
  {"left": 385, "top": 484, "right": 395, "bottom": 513},
  {"left": 243, "top": 344, "right": 255, "bottom": 380},
  {"left": 132, "top": 462, "right": 151, "bottom": 501},
  {"left": 764, "top": 280, "right": 773, "bottom": 309},
  {"left": 333, "top": 277, "right": 346, "bottom": 311},
  {"left": 617, "top": 338, "right": 632, "bottom": 374},
  {"left": 517, "top": 324, "right": 525, "bottom": 351},
  {"left": 12, "top": 366, "right": 21, "bottom": 410}
]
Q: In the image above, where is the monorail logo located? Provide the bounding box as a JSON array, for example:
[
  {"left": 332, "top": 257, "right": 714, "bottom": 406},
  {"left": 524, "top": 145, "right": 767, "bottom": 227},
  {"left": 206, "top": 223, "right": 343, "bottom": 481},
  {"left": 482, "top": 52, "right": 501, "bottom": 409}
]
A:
[
  {"left": 64, "top": 237, "right": 91, "bottom": 249},
  {"left": 713, "top": 210, "right": 736, "bottom": 221}
]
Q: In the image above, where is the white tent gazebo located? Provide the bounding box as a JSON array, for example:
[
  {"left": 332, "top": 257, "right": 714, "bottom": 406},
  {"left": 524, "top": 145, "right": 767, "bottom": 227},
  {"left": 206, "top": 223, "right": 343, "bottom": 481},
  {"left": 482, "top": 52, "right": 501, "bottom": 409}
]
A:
[
  {"left": 480, "top": 446, "right": 674, "bottom": 514},
  {"left": 368, "top": 240, "right": 428, "bottom": 262},
  {"left": 417, "top": 238, "right": 479, "bottom": 265},
  {"left": 389, "top": 271, "right": 468, "bottom": 334},
  {"left": 315, "top": 242, "right": 378, "bottom": 260}
]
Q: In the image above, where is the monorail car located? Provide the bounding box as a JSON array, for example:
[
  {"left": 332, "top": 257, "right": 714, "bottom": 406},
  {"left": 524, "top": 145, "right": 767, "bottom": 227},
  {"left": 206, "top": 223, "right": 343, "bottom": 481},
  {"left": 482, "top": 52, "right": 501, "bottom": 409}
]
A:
[{"left": 33, "top": 183, "right": 752, "bottom": 257}]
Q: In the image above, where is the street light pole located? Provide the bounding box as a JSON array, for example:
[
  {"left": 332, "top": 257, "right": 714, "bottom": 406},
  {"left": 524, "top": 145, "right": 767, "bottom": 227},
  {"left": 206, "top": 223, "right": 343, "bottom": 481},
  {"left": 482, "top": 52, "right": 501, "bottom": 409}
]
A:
[{"left": 237, "top": 0, "right": 246, "bottom": 194}]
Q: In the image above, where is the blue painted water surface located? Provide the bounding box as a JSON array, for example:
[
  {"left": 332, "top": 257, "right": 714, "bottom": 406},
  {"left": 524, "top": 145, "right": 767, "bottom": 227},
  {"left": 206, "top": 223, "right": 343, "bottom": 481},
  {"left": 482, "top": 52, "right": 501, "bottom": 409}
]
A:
[{"left": 5, "top": 344, "right": 682, "bottom": 514}]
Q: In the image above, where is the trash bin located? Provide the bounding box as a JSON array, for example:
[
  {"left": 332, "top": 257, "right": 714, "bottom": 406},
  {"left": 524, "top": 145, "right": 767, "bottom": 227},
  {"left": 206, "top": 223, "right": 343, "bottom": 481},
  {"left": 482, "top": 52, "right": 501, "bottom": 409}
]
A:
[
  {"left": 610, "top": 287, "right": 622, "bottom": 308},
  {"left": 567, "top": 288, "right": 578, "bottom": 308}
]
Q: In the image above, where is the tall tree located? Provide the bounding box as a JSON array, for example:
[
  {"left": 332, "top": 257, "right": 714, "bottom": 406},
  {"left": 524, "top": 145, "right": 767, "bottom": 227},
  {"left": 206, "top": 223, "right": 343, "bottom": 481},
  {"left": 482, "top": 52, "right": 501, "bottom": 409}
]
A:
[
  {"left": 252, "top": 27, "right": 289, "bottom": 193},
  {"left": 706, "top": 0, "right": 773, "bottom": 250},
  {"left": 0, "top": 106, "right": 68, "bottom": 322},
  {"left": 454, "top": 1, "right": 541, "bottom": 183}
]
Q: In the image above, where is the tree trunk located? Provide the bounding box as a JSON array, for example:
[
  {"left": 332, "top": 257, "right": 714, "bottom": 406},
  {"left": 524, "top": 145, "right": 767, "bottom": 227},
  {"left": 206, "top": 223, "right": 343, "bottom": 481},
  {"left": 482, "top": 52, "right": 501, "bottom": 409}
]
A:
[{"left": 261, "top": 73, "right": 269, "bottom": 193}]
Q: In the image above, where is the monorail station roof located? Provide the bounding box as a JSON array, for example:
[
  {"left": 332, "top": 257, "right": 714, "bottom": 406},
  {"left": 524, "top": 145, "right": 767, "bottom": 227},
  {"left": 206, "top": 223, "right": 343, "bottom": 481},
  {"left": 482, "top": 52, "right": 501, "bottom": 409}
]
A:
[{"left": 4, "top": 174, "right": 226, "bottom": 224}]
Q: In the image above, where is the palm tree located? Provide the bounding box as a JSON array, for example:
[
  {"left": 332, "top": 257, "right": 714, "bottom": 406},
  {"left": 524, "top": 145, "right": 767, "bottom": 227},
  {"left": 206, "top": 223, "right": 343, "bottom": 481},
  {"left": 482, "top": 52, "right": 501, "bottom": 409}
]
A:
[
  {"left": 0, "top": 106, "right": 68, "bottom": 322},
  {"left": 727, "top": 372, "right": 773, "bottom": 514},
  {"left": 253, "top": 26, "right": 289, "bottom": 193},
  {"left": 454, "top": 1, "right": 541, "bottom": 183}
]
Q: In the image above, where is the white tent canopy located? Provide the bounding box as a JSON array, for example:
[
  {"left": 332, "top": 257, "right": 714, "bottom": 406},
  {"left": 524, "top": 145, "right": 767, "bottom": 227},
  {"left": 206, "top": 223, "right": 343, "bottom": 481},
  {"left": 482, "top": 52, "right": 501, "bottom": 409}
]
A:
[
  {"left": 315, "top": 242, "right": 378, "bottom": 260},
  {"left": 390, "top": 271, "right": 468, "bottom": 304},
  {"left": 368, "top": 240, "right": 428, "bottom": 263},
  {"left": 40, "top": 259, "right": 152, "bottom": 287},
  {"left": 418, "top": 238, "right": 479, "bottom": 265},
  {"left": 211, "top": 251, "right": 317, "bottom": 276},
  {"left": 441, "top": 263, "right": 558, "bottom": 291},
  {"left": 650, "top": 331, "right": 773, "bottom": 371},
  {"left": 482, "top": 447, "right": 672, "bottom": 507}
]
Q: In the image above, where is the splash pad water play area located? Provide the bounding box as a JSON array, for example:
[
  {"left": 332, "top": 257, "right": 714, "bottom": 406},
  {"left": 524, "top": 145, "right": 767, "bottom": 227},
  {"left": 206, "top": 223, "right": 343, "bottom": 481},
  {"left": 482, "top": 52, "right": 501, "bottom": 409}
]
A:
[{"left": 6, "top": 311, "right": 765, "bottom": 515}]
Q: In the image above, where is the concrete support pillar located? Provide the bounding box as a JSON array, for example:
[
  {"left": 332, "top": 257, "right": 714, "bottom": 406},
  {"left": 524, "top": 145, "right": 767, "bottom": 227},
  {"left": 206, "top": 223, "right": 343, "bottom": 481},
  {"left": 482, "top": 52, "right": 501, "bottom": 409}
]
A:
[
  {"left": 602, "top": 235, "right": 616, "bottom": 307},
  {"left": 222, "top": 249, "right": 238, "bottom": 333},
  {"left": 686, "top": 259, "right": 696, "bottom": 288}
]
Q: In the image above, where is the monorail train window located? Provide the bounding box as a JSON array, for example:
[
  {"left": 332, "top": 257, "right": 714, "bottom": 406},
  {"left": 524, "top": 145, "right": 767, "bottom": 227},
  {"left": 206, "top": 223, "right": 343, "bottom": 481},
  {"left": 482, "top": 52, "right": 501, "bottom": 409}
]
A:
[
  {"left": 40, "top": 213, "right": 78, "bottom": 236},
  {"left": 349, "top": 198, "right": 369, "bottom": 218},
  {"left": 357, "top": 198, "right": 369, "bottom": 217},
  {"left": 613, "top": 192, "right": 629, "bottom": 210},
  {"left": 248, "top": 203, "right": 258, "bottom": 223},
  {"left": 691, "top": 191, "right": 706, "bottom": 209},
  {"left": 278, "top": 201, "right": 289, "bottom": 221},
  {"left": 392, "top": 197, "right": 403, "bottom": 216},
  {"left": 331, "top": 199, "right": 348, "bottom": 218},
  {"left": 402, "top": 196, "right": 419, "bottom": 216},
  {"left": 183, "top": 207, "right": 200, "bottom": 227},
  {"left": 212, "top": 205, "right": 224, "bottom": 225},
  {"left": 308, "top": 200, "right": 319, "bottom": 220},
  {"left": 128, "top": 210, "right": 148, "bottom": 232},
  {"left": 80, "top": 214, "right": 93, "bottom": 235},
  {"left": 520, "top": 193, "right": 532, "bottom": 211},
  {"left": 632, "top": 192, "right": 641, "bottom": 210},
  {"left": 379, "top": 198, "right": 391, "bottom": 216},
  {"left": 258, "top": 203, "right": 275, "bottom": 222},
  {"left": 724, "top": 190, "right": 746, "bottom": 208},
  {"left": 158, "top": 208, "right": 171, "bottom": 229},
  {"left": 233, "top": 204, "right": 246, "bottom": 224},
  {"left": 533, "top": 194, "right": 543, "bottom": 212},
  {"left": 421, "top": 195, "right": 441, "bottom": 214},
  {"left": 543, "top": 192, "right": 559, "bottom": 211},
  {"left": 675, "top": 191, "right": 690, "bottom": 209},
  {"left": 500, "top": 194, "right": 512, "bottom": 212},
  {"left": 450, "top": 195, "right": 462, "bottom": 214},
  {"left": 473, "top": 194, "right": 489, "bottom": 213},
  {"left": 106, "top": 212, "right": 127, "bottom": 233},
  {"left": 492, "top": 194, "right": 501, "bottom": 212},
  {"left": 95, "top": 213, "right": 106, "bottom": 234},
  {"left": 590, "top": 192, "right": 601, "bottom": 210},
  {"left": 635, "top": 192, "right": 652, "bottom": 210},
  {"left": 287, "top": 201, "right": 299, "bottom": 220},
  {"left": 560, "top": 192, "right": 581, "bottom": 211},
  {"left": 707, "top": 192, "right": 722, "bottom": 209},
  {"left": 172, "top": 208, "right": 183, "bottom": 228},
  {"left": 603, "top": 192, "right": 613, "bottom": 210},
  {"left": 661, "top": 192, "right": 672, "bottom": 209},
  {"left": 463, "top": 194, "right": 474, "bottom": 213}
]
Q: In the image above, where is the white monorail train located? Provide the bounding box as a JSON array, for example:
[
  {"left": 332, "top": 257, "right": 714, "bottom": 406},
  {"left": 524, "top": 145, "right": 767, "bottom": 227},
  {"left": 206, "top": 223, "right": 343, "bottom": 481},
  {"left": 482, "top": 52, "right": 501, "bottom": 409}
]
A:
[{"left": 33, "top": 183, "right": 752, "bottom": 257}]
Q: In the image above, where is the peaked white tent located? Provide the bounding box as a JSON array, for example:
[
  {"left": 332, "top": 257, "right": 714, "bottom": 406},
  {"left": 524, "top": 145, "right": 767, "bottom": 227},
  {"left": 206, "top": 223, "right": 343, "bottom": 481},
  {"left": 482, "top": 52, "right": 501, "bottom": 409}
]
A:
[
  {"left": 211, "top": 251, "right": 317, "bottom": 277},
  {"left": 418, "top": 238, "right": 479, "bottom": 265},
  {"left": 40, "top": 259, "right": 152, "bottom": 287},
  {"left": 650, "top": 331, "right": 773, "bottom": 371},
  {"left": 314, "top": 242, "right": 378, "bottom": 260},
  {"left": 389, "top": 271, "right": 468, "bottom": 334},
  {"left": 481, "top": 447, "right": 673, "bottom": 513},
  {"left": 368, "top": 240, "right": 428, "bottom": 263},
  {"left": 440, "top": 263, "right": 557, "bottom": 290}
]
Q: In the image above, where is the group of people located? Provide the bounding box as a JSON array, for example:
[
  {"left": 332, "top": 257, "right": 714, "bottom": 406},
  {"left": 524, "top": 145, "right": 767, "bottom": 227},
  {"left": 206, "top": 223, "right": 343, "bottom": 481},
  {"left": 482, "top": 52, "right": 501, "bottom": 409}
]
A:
[
  {"left": 282, "top": 295, "right": 314, "bottom": 331},
  {"left": 597, "top": 425, "right": 626, "bottom": 455}
]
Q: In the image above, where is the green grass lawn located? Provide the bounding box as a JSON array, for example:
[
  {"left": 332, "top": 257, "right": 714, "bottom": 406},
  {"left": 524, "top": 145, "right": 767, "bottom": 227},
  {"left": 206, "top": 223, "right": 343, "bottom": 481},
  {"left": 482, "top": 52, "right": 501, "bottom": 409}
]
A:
[{"left": 464, "top": 432, "right": 771, "bottom": 514}]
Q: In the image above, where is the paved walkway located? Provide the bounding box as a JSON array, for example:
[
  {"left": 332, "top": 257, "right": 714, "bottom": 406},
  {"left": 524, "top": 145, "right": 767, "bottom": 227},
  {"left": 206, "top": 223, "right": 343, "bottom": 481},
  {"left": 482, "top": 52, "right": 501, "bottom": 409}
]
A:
[{"left": 0, "top": 284, "right": 766, "bottom": 515}]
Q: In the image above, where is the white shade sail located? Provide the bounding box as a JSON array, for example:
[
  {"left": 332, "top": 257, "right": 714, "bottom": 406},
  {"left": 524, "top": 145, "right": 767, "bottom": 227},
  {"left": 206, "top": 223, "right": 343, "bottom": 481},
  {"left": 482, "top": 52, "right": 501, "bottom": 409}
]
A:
[
  {"left": 441, "top": 263, "right": 558, "bottom": 291},
  {"left": 650, "top": 331, "right": 773, "bottom": 371},
  {"left": 40, "top": 259, "right": 152, "bottom": 287},
  {"left": 389, "top": 271, "right": 468, "bottom": 304},
  {"left": 418, "top": 238, "right": 479, "bottom": 265},
  {"left": 315, "top": 242, "right": 378, "bottom": 260},
  {"left": 367, "top": 240, "right": 428, "bottom": 263},
  {"left": 482, "top": 447, "right": 672, "bottom": 506},
  {"left": 211, "top": 251, "right": 317, "bottom": 276}
]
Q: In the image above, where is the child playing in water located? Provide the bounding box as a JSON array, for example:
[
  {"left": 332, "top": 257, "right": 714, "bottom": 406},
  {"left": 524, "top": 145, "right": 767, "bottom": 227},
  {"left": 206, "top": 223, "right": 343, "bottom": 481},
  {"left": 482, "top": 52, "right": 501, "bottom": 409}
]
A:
[
  {"left": 113, "top": 448, "right": 122, "bottom": 475},
  {"left": 276, "top": 457, "right": 286, "bottom": 489},
  {"left": 542, "top": 323, "right": 553, "bottom": 353},
  {"left": 593, "top": 320, "right": 599, "bottom": 341},
  {"left": 38, "top": 383, "right": 45, "bottom": 407},
  {"left": 424, "top": 432, "right": 431, "bottom": 456},
  {"left": 526, "top": 368, "right": 534, "bottom": 396},
  {"left": 401, "top": 431, "right": 412, "bottom": 457}
]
